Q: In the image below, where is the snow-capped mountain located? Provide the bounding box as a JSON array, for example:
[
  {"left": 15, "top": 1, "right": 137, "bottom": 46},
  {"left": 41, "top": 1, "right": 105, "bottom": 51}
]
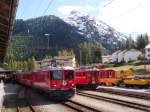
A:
[{"left": 64, "top": 11, "right": 127, "bottom": 51}]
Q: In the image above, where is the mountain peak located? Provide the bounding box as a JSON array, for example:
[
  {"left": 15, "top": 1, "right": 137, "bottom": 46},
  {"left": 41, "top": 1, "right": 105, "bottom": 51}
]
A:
[
  {"left": 64, "top": 11, "right": 127, "bottom": 51},
  {"left": 69, "top": 11, "right": 88, "bottom": 17}
]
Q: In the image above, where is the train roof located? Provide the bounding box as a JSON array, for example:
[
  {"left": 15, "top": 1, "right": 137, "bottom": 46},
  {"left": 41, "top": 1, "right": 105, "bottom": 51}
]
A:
[
  {"left": 75, "top": 67, "right": 100, "bottom": 72},
  {"left": 34, "top": 66, "right": 74, "bottom": 72}
]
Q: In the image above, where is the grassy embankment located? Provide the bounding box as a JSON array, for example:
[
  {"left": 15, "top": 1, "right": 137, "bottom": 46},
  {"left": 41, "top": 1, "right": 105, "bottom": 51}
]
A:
[{"left": 105, "top": 64, "right": 150, "bottom": 72}]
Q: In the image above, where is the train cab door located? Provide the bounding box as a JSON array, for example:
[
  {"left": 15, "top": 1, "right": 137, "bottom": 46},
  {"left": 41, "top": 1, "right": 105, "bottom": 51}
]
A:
[
  {"left": 80, "top": 71, "right": 87, "bottom": 84},
  {"left": 44, "top": 70, "right": 50, "bottom": 89},
  {"left": 50, "top": 70, "right": 63, "bottom": 89},
  {"left": 63, "top": 70, "right": 75, "bottom": 89}
]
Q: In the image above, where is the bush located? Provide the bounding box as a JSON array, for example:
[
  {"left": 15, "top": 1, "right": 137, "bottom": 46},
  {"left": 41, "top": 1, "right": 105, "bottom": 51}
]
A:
[
  {"left": 129, "top": 60, "right": 141, "bottom": 66},
  {"left": 113, "top": 62, "right": 125, "bottom": 67}
]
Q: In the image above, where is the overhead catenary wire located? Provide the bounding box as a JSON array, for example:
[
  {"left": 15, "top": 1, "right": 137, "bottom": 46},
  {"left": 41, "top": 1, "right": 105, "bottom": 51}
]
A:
[
  {"left": 108, "top": 0, "right": 150, "bottom": 22},
  {"left": 103, "top": 0, "right": 115, "bottom": 7},
  {"left": 110, "top": 3, "right": 142, "bottom": 22},
  {"left": 42, "top": 0, "right": 54, "bottom": 16},
  {"left": 19, "top": 0, "right": 33, "bottom": 18},
  {"left": 34, "top": 0, "right": 44, "bottom": 17}
]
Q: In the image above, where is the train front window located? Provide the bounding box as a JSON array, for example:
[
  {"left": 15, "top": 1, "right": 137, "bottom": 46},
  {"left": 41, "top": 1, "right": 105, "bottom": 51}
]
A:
[
  {"left": 51, "top": 70, "right": 62, "bottom": 80},
  {"left": 65, "top": 70, "right": 74, "bottom": 80},
  {"left": 92, "top": 72, "right": 99, "bottom": 77}
]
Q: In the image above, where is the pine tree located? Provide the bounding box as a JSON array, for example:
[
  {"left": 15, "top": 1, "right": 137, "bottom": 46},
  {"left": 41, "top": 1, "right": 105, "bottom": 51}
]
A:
[
  {"left": 136, "top": 34, "right": 149, "bottom": 50},
  {"left": 27, "top": 58, "right": 32, "bottom": 71},
  {"left": 31, "top": 57, "right": 38, "bottom": 70},
  {"left": 126, "top": 36, "right": 135, "bottom": 49}
]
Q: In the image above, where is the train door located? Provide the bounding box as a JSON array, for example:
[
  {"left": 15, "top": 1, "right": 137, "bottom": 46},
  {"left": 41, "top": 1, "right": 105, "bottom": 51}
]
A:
[
  {"left": 108, "top": 71, "right": 113, "bottom": 78},
  {"left": 50, "top": 70, "right": 63, "bottom": 89},
  {"left": 43, "top": 70, "right": 50, "bottom": 89},
  {"left": 93, "top": 70, "right": 100, "bottom": 84}
]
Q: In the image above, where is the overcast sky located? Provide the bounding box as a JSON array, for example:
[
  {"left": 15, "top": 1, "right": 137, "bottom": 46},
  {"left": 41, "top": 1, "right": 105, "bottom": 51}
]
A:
[{"left": 16, "top": 0, "right": 150, "bottom": 36}]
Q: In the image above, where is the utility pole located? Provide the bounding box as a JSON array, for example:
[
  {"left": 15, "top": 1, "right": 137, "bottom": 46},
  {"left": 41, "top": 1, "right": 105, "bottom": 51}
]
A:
[
  {"left": 44, "top": 33, "right": 50, "bottom": 50},
  {"left": 80, "top": 49, "right": 82, "bottom": 66}
]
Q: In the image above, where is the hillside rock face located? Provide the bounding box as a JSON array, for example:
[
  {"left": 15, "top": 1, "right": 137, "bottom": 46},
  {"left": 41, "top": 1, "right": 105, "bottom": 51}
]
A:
[{"left": 13, "top": 15, "right": 86, "bottom": 50}]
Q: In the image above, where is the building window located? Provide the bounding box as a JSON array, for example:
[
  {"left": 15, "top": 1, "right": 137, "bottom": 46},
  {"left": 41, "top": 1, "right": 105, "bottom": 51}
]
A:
[
  {"left": 148, "top": 49, "right": 150, "bottom": 52},
  {"left": 148, "top": 54, "right": 150, "bottom": 57}
]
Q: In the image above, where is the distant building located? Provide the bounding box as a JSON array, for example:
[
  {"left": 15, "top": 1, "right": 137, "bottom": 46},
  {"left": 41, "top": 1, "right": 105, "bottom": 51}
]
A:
[
  {"left": 118, "top": 50, "right": 127, "bottom": 63},
  {"left": 54, "top": 56, "right": 76, "bottom": 67},
  {"left": 123, "top": 49, "right": 142, "bottom": 63},
  {"left": 111, "top": 50, "right": 121, "bottom": 62},
  {"left": 102, "top": 55, "right": 112, "bottom": 63},
  {"left": 41, "top": 58, "right": 52, "bottom": 67},
  {"left": 111, "top": 49, "right": 142, "bottom": 63},
  {"left": 145, "top": 43, "right": 150, "bottom": 60}
]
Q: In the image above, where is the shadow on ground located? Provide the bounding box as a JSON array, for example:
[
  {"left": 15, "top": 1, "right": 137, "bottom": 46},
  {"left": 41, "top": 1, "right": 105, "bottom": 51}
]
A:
[{"left": 2, "top": 83, "right": 63, "bottom": 109}]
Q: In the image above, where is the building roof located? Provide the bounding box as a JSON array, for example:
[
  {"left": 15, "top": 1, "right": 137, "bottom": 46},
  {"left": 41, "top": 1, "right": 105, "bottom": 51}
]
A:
[
  {"left": 118, "top": 50, "right": 128, "bottom": 55},
  {"left": 145, "top": 43, "right": 150, "bottom": 49},
  {"left": 112, "top": 50, "right": 121, "bottom": 55},
  {"left": 0, "top": 67, "right": 14, "bottom": 73},
  {"left": 124, "top": 49, "right": 141, "bottom": 53},
  {"left": 0, "top": 0, "right": 19, "bottom": 62},
  {"left": 54, "top": 56, "right": 75, "bottom": 60},
  {"left": 102, "top": 55, "right": 111, "bottom": 58}
]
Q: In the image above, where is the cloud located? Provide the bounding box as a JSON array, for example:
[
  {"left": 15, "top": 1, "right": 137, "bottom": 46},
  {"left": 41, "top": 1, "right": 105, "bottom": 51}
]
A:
[
  {"left": 84, "top": 5, "right": 97, "bottom": 12},
  {"left": 98, "top": 0, "right": 150, "bottom": 35},
  {"left": 58, "top": 5, "right": 97, "bottom": 15}
]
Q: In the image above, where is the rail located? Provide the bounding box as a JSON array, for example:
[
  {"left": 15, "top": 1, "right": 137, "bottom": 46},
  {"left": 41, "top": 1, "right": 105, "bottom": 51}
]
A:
[
  {"left": 96, "top": 88, "right": 150, "bottom": 100},
  {"left": 77, "top": 91, "right": 150, "bottom": 111},
  {"left": 62, "top": 100, "right": 101, "bottom": 112}
]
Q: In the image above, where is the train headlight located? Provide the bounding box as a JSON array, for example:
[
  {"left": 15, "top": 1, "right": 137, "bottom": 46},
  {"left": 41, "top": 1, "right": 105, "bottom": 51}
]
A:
[
  {"left": 92, "top": 80, "right": 96, "bottom": 84},
  {"left": 53, "top": 84, "right": 57, "bottom": 87}
]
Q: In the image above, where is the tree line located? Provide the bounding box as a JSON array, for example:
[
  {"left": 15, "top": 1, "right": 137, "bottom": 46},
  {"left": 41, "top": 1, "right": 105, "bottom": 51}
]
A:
[
  {"left": 5, "top": 33, "right": 149, "bottom": 70},
  {"left": 119, "top": 33, "right": 149, "bottom": 50}
]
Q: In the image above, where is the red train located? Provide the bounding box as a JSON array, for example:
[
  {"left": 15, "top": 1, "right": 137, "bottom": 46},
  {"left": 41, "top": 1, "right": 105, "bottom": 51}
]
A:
[
  {"left": 16, "top": 66, "right": 76, "bottom": 100},
  {"left": 75, "top": 68, "right": 100, "bottom": 89}
]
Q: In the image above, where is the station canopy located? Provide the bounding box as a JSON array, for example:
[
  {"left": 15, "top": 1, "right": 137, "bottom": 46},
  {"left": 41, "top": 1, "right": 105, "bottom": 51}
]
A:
[{"left": 0, "top": 0, "right": 18, "bottom": 62}]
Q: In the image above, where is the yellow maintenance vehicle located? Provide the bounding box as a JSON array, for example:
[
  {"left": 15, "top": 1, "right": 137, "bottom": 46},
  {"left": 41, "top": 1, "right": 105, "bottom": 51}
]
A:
[
  {"left": 100, "top": 69, "right": 134, "bottom": 86},
  {"left": 123, "top": 74, "right": 150, "bottom": 88}
]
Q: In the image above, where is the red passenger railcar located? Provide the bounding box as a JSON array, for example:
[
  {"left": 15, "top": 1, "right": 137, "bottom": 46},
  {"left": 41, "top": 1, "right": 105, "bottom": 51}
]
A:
[
  {"left": 16, "top": 66, "right": 76, "bottom": 100},
  {"left": 75, "top": 68, "right": 100, "bottom": 89}
]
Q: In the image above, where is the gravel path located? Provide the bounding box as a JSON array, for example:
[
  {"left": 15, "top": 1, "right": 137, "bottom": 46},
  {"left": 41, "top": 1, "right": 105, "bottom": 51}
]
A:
[
  {"left": 71, "top": 94, "right": 145, "bottom": 112},
  {"left": 81, "top": 90, "right": 150, "bottom": 106}
]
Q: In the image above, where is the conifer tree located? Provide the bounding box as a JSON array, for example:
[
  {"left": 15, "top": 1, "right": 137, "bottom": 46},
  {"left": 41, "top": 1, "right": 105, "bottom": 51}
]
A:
[{"left": 31, "top": 57, "right": 38, "bottom": 70}]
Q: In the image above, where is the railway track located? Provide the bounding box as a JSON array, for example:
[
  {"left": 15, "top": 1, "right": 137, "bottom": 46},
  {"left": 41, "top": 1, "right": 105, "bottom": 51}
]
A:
[
  {"left": 17, "top": 105, "right": 35, "bottom": 112},
  {"left": 77, "top": 91, "right": 150, "bottom": 112},
  {"left": 96, "top": 88, "right": 150, "bottom": 100},
  {"left": 17, "top": 99, "right": 36, "bottom": 112},
  {"left": 62, "top": 100, "right": 101, "bottom": 112}
]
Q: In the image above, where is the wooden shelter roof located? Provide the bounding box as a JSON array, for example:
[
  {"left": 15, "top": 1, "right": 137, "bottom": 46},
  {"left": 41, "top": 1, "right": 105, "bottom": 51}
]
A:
[{"left": 0, "top": 0, "right": 18, "bottom": 62}]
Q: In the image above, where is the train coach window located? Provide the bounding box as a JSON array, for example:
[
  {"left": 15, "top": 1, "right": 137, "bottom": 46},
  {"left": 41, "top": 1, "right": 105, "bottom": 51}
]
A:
[
  {"left": 65, "top": 70, "right": 74, "bottom": 80},
  {"left": 51, "top": 70, "right": 62, "bottom": 80},
  {"left": 93, "top": 72, "right": 99, "bottom": 77},
  {"left": 86, "top": 73, "right": 91, "bottom": 77},
  {"left": 108, "top": 71, "right": 112, "bottom": 78}
]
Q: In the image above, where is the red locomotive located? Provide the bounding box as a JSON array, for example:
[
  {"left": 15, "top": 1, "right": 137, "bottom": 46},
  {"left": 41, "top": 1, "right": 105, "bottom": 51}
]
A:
[
  {"left": 16, "top": 66, "right": 76, "bottom": 100},
  {"left": 75, "top": 68, "right": 100, "bottom": 89}
]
